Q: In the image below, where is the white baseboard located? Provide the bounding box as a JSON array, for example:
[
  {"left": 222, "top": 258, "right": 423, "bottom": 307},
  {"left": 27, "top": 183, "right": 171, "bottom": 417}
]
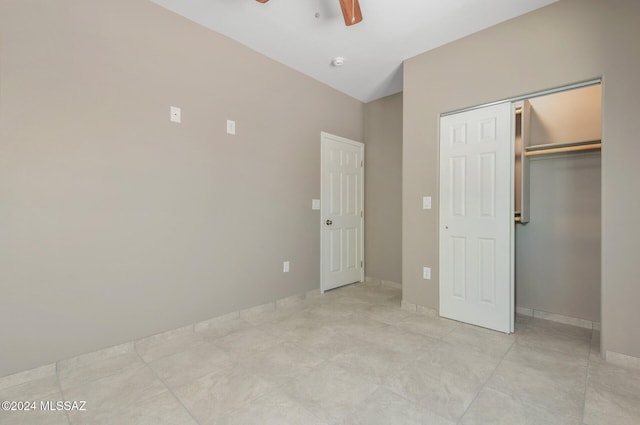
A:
[
  {"left": 0, "top": 286, "right": 324, "bottom": 385},
  {"left": 401, "top": 300, "right": 437, "bottom": 317},
  {"left": 0, "top": 363, "right": 56, "bottom": 391},
  {"left": 364, "top": 276, "right": 402, "bottom": 289},
  {"left": 400, "top": 300, "right": 417, "bottom": 312},
  {"left": 533, "top": 310, "right": 594, "bottom": 330},
  {"left": 515, "top": 306, "right": 533, "bottom": 317},
  {"left": 516, "top": 306, "right": 599, "bottom": 330},
  {"left": 605, "top": 350, "right": 640, "bottom": 371}
]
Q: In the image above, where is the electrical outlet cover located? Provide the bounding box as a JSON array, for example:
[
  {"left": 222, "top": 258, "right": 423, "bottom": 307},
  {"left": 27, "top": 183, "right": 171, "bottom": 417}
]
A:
[
  {"left": 422, "top": 196, "right": 432, "bottom": 210},
  {"left": 423, "top": 267, "right": 431, "bottom": 280}
]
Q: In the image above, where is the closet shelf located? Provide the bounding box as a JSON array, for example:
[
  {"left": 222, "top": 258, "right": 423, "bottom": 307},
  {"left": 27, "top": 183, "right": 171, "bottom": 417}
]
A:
[{"left": 524, "top": 140, "right": 601, "bottom": 157}]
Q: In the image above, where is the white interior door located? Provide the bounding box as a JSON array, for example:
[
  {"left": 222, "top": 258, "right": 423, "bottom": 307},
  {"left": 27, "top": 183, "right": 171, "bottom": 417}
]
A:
[
  {"left": 439, "top": 103, "right": 514, "bottom": 333},
  {"left": 321, "top": 132, "right": 364, "bottom": 292}
]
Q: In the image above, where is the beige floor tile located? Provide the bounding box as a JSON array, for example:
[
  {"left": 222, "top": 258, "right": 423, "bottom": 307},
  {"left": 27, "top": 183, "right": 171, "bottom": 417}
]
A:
[
  {"left": 323, "top": 316, "right": 388, "bottom": 340},
  {"left": 526, "top": 317, "right": 594, "bottom": 340},
  {"left": 135, "top": 327, "right": 204, "bottom": 363},
  {"left": 507, "top": 339, "right": 590, "bottom": 369},
  {"left": 583, "top": 358, "right": 640, "bottom": 425},
  {"left": 442, "top": 323, "right": 515, "bottom": 358},
  {"left": 340, "top": 386, "right": 454, "bottom": 425},
  {"left": 395, "top": 314, "right": 460, "bottom": 339},
  {"left": 383, "top": 357, "right": 482, "bottom": 422},
  {"left": 214, "top": 390, "right": 327, "bottom": 425},
  {"left": 305, "top": 297, "right": 370, "bottom": 319},
  {"left": 58, "top": 352, "right": 144, "bottom": 391},
  {"left": 358, "top": 324, "right": 438, "bottom": 355},
  {"left": 462, "top": 387, "right": 578, "bottom": 425},
  {"left": 172, "top": 365, "right": 274, "bottom": 425},
  {"left": 64, "top": 365, "right": 166, "bottom": 424},
  {"left": 516, "top": 317, "right": 593, "bottom": 360},
  {"left": 383, "top": 341, "right": 499, "bottom": 421},
  {"left": 280, "top": 362, "right": 377, "bottom": 423},
  {"left": 416, "top": 341, "right": 502, "bottom": 385},
  {"left": 328, "top": 283, "right": 369, "bottom": 298},
  {"left": 211, "top": 327, "right": 284, "bottom": 360},
  {"left": 516, "top": 325, "right": 591, "bottom": 359},
  {"left": 338, "top": 286, "right": 401, "bottom": 305},
  {"left": 0, "top": 374, "right": 68, "bottom": 425},
  {"left": 239, "top": 342, "right": 324, "bottom": 386},
  {"left": 3, "top": 283, "right": 623, "bottom": 425},
  {"left": 78, "top": 391, "right": 196, "bottom": 425},
  {"left": 264, "top": 310, "right": 336, "bottom": 338},
  {"left": 148, "top": 341, "right": 233, "bottom": 388},
  {"left": 358, "top": 303, "right": 413, "bottom": 325},
  {"left": 0, "top": 408, "right": 69, "bottom": 425},
  {"left": 486, "top": 350, "right": 586, "bottom": 422},
  {"left": 329, "top": 342, "right": 417, "bottom": 385},
  {"left": 240, "top": 302, "right": 305, "bottom": 326},
  {"left": 253, "top": 321, "right": 302, "bottom": 340},
  {"left": 583, "top": 384, "right": 640, "bottom": 425},
  {"left": 195, "top": 315, "right": 253, "bottom": 341},
  {"left": 289, "top": 325, "right": 366, "bottom": 360},
  {"left": 0, "top": 364, "right": 56, "bottom": 392},
  {"left": 333, "top": 289, "right": 384, "bottom": 312},
  {"left": 57, "top": 343, "right": 134, "bottom": 373},
  {"left": 0, "top": 375, "right": 61, "bottom": 402},
  {"left": 588, "top": 356, "right": 640, "bottom": 397}
]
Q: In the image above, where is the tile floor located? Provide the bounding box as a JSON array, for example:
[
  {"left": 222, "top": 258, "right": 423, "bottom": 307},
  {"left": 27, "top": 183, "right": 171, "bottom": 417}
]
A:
[{"left": 1, "top": 280, "right": 639, "bottom": 425}]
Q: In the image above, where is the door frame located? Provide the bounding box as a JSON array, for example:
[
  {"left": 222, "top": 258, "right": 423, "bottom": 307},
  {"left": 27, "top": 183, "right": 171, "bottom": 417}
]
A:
[
  {"left": 320, "top": 131, "right": 365, "bottom": 293},
  {"left": 437, "top": 78, "right": 602, "bottom": 333}
]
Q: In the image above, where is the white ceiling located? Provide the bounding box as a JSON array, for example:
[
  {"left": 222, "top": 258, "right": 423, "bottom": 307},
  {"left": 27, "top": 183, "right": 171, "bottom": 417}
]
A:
[{"left": 151, "top": 0, "right": 557, "bottom": 103}]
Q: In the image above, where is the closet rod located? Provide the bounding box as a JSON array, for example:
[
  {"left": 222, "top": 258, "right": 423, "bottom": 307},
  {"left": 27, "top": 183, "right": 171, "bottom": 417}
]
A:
[{"left": 525, "top": 140, "right": 601, "bottom": 157}]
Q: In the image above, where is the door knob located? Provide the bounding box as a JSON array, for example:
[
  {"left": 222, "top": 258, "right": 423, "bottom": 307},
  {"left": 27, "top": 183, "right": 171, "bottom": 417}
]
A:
[{"left": 325, "top": 219, "right": 333, "bottom": 225}]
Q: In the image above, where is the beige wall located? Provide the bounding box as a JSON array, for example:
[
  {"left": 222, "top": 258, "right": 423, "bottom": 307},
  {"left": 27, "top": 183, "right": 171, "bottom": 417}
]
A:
[
  {"left": 529, "top": 85, "right": 602, "bottom": 145},
  {"left": 363, "top": 93, "right": 403, "bottom": 283},
  {"left": 403, "top": 0, "right": 640, "bottom": 358},
  {"left": 0, "top": 0, "right": 363, "bottom": 377},
  {"left": 516, "top": 152, "right": 601, "bottom": 322}
]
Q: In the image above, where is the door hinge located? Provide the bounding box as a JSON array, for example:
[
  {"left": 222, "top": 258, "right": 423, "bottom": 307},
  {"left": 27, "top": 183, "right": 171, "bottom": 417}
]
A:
[
  {"left": 361, "top": 160, "right": 364, "bottom": 167},
  {"left": 361, "top": 210, "right": 363, "bottom": 218},
  {"left": 361, "top": 260, "right": 363, "bottom": 268}
]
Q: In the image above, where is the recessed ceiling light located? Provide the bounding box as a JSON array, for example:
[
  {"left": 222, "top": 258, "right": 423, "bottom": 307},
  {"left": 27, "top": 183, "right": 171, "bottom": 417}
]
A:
[{"left": 331, "top": 57, "right": 345, "bottom": 67}]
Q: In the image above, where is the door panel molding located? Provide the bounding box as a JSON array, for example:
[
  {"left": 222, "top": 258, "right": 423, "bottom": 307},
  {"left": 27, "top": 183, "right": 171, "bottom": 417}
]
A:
[
  {"left": 320, "top": 132, "right": 364, "bottom": 292},
  {"left": 439, "top": 103, "right": 514, "bottom": 333}
]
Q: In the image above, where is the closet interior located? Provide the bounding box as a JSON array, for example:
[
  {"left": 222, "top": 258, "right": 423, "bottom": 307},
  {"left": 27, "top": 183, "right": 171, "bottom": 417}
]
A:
[{"left": 514, "top": 84, "right": 602, "bottom": 329}]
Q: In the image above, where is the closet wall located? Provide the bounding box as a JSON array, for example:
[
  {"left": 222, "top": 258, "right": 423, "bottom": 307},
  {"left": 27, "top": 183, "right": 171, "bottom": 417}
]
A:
[
  {"left": 364, "top": 93, "right": 403, "bottom": 284},
  {"left": 515, "top": 86, "right": 601, "bottom": 323}
]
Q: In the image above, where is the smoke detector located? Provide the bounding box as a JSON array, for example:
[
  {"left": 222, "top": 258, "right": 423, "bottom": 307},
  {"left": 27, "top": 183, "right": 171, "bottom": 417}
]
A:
[{"left": 331, "top": 57, "right": 345, "bottom": 67}]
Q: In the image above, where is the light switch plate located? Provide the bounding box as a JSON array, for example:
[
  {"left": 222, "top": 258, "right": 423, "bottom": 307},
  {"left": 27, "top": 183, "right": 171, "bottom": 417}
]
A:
[
  {"left": 226, "top": 120, "right": 236, "bottom": 135},
  {"left": 312, "top": 199, "right": 321, "bottom": 210},
  {"left": 422, "top": 196, "right": 432, "bottom": 210},
  {"left": 170, "top": 106, "right": 181, "bottom": 123},
  {"left": 283, "top": 261, "right": 290, "bottom": 273}
]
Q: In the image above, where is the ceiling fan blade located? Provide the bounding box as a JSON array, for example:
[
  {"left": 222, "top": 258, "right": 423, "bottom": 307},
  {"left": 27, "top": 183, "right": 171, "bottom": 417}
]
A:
[{"left": 338, "top": 0, "right": 363, "bottom": 26}]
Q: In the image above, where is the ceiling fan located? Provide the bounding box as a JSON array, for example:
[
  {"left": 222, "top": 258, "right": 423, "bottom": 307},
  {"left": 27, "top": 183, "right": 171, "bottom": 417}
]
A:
[{"left": 255, "top": 0, "right": 363, "bottom": 26}]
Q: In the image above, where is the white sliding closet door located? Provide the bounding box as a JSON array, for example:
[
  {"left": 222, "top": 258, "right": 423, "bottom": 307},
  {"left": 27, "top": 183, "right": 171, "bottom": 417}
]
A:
[{"left": 439, "top": 103, "right": 514, "bottom": 333}]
